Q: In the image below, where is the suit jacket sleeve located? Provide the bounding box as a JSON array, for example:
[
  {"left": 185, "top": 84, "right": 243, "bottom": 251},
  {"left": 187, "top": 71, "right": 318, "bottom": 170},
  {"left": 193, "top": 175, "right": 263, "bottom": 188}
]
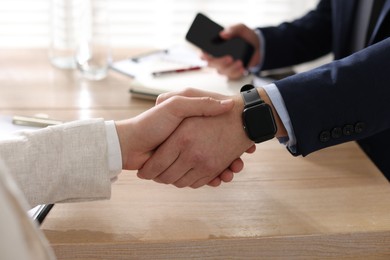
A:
[
  {"left": 260, "top": 0, "right": 332, "bottom": 70},
  {"left": 274, "top": 38, "right": 390, "bottom": 156},
  {"left": 0, "top": 118, "right": 112, "bottom": 207}
]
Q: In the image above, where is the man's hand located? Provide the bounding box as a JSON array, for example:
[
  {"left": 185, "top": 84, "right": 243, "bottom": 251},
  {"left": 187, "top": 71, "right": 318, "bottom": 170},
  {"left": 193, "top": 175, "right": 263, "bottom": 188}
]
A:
[
  {"left": 201, "top": 23, "right": 261, "bottom": 80},
  {"left": 115, "top": 96, "right": 235, "bottom": 171},
  {"left": 137, "top": 88, "right": 255, "bottom": 188}
]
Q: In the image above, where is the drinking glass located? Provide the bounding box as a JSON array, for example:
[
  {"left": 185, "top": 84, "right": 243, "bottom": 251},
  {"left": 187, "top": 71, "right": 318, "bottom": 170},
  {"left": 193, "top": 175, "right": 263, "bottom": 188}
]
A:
[
  {"left": 49, "top": 0, "right": 80, "bottom": 69},
  {"left": 75, "top": 0, "right": 111, "bottom": 80}
]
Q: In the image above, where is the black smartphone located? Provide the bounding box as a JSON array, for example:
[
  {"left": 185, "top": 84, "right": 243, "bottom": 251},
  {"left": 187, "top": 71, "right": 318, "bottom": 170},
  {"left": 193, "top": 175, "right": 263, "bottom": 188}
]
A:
[{"left": 185, "top": 13, "right": 254, "bottom": 67}]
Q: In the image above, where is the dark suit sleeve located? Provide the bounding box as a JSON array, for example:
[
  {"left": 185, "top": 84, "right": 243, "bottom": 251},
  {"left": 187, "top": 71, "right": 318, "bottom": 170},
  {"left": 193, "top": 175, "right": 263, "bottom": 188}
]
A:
[
  {"left": 274, "top": 38, "right": 390, "bottom": 156},
  {"left": 260, "top": 0, "right": 332, "bottom": 70}
]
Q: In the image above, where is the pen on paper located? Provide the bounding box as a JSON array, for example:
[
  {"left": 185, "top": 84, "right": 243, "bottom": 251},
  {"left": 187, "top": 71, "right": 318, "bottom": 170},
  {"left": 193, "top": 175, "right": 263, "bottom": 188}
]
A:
[
  {"left": 130, "top": 49, "right": 168, "bottom": 62},
  {"left": 152, "top": 66, "right": 202, "bottom": 77}
]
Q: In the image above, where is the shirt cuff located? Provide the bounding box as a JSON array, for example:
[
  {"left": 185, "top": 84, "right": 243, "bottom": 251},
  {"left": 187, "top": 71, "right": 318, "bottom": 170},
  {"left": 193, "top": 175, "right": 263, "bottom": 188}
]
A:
[
  {"left": 248, "top": 29, "right": 266, "bottom": 74},
  {"left": 262, "top": 83, "right": 297, "bottom": 153},
  {"left": 104, "top": 120, "right": 122, "bottom": 181}
]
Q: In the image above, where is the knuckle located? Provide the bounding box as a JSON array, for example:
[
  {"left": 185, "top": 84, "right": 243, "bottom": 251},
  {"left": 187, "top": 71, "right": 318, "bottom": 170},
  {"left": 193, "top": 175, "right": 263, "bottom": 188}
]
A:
[
  {"left": 153, "top": 177, "right": 163, "bottom": 184},
  {"left": 160, "top": 177, "right": 174, "bottom": 185},
  {"left": 185, "top": 150, "right": 216, "bottom": 174},
  {"left": 182, "top": 87, "right": 195, "bottom": 96},
  {"left": 173, "top": 182, "right": 186, "bottom": 188},
  {"left": 164, "top": 95, "right": 181, "bottom": 105},
  {"left": 200, "top": 96, "right": 214, "bottom": 103},
  {"left": 137, "top": 165, "right": 165, "bottom": 181},
  {"left": 161, "top": 96, "right": 184, "bottom": 116},
  {"left": 190, "top": 183, "right": 202, "bottom": 189},
  {"left": 160, "top": 179, "right": 171, "bottom": 185},
  {"left": 137, "top": 172, "right": 152, "bottom": 180},
  {"left": 156, "top": 93, "right": 167, "bottom": 104},
  {"left": 202, "top": 160, "right": 217, "bottom": 175},
  {"left": 190, "top": 151, "right": 207, "bottom": 165},
  {"left": 136, "top": 172, "right": 146, "bottom": 179},
  {"left": 177, "top": 136, "right": 192, "bottom": 150}
]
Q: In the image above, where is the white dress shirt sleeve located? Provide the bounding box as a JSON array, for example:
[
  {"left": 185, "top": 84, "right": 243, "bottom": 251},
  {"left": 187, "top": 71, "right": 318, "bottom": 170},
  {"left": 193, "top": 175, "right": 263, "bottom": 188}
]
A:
[
  {"left": 104, "top": 120, "right": 122, "bottom": 182},
  {"left": 262, "top": 83, "right": 297, "bottom": 153},
  {"left": 248, "top": 28, "right": 297, "bottom": 152},
  {"left": 248, "top": 29, "right": 266, "bottom": 74}
]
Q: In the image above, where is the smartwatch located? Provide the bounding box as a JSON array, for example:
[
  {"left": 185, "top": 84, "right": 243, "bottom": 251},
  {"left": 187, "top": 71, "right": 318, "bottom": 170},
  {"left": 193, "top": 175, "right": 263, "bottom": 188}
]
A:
[{"left": 240, "top": 84, "right": 277, "bottom": 143}]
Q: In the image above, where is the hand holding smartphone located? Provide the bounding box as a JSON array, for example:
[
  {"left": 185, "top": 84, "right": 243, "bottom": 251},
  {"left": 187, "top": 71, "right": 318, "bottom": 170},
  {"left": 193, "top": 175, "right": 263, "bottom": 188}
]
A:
[{"left": 185, "top": 13, "right": 255, "bottom": 67}]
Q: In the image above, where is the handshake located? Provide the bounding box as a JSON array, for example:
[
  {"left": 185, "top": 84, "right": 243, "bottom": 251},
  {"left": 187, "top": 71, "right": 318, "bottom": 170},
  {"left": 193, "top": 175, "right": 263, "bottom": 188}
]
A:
[{"left": 116, "top": 88, "right": 257, "bottom": 188}]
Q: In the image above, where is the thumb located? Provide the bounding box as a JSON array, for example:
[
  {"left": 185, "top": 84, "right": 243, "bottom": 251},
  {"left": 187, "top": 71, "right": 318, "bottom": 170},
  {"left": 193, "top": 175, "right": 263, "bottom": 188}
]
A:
[
  {"left": 164, "top": 96, "right": 234, "bottom": 119},
  {"left": 219, "top": 28, "right": 234, "bottom": 40},
  {"left": 220, "top": 24, "right": 244, "bottom": 39},
  {"left": 156, "top": 88, "right": 228, "bottom": 105}
]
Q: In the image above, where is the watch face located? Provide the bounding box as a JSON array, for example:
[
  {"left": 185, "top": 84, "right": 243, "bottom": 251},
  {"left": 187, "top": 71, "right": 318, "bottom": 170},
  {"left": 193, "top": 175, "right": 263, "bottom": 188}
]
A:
[{"left": 243, "top": 103, "right": 277, "bottom": 143}]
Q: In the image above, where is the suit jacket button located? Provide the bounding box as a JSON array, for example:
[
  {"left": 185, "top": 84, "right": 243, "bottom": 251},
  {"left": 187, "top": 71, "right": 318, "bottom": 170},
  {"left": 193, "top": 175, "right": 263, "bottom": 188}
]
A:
[
  {"left": 343, "top": 125, "right": 354, "bottom": 136},
  {"left": 320, "top": 131, "right": 331, "bottom": 142},
  {"left": 355, "top": 122, "right": 365, "bottom": 133},
  {"left": 331, "top": 127, "right": 342, "bottom": 138}
]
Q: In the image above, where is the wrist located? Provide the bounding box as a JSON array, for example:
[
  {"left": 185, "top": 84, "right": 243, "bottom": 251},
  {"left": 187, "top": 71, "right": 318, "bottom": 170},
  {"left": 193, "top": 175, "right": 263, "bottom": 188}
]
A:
[
  {"left": 239, "top": 85, "right": 277, "bottom": 143},
  {"left": 232, "top": 94, "right": 255, "bottom": 143},
  {"left": 257, "top": 88, "right": 287, "bottom": 138},
  {"left": 114, "top": 119, "right": 134, "bottom": 170}
]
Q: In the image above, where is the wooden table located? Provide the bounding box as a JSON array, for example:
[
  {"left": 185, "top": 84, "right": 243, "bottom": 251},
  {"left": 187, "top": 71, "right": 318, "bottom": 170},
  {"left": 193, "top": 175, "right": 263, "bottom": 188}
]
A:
[{"left": 1, "top": 49, "right": 390, "bottom": 259}]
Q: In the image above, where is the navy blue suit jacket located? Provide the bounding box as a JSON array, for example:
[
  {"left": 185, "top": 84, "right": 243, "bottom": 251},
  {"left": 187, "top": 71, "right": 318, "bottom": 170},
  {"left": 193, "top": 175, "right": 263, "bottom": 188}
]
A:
[{"left": 259, "top": 0, "right": 390, "bottom": 179}]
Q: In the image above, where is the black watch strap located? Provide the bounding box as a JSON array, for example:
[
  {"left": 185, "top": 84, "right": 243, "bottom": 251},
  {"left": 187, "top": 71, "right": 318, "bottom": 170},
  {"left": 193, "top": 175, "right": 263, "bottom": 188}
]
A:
[{"left": 240, "top": 84, "right": 264, "bottom": 108}]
